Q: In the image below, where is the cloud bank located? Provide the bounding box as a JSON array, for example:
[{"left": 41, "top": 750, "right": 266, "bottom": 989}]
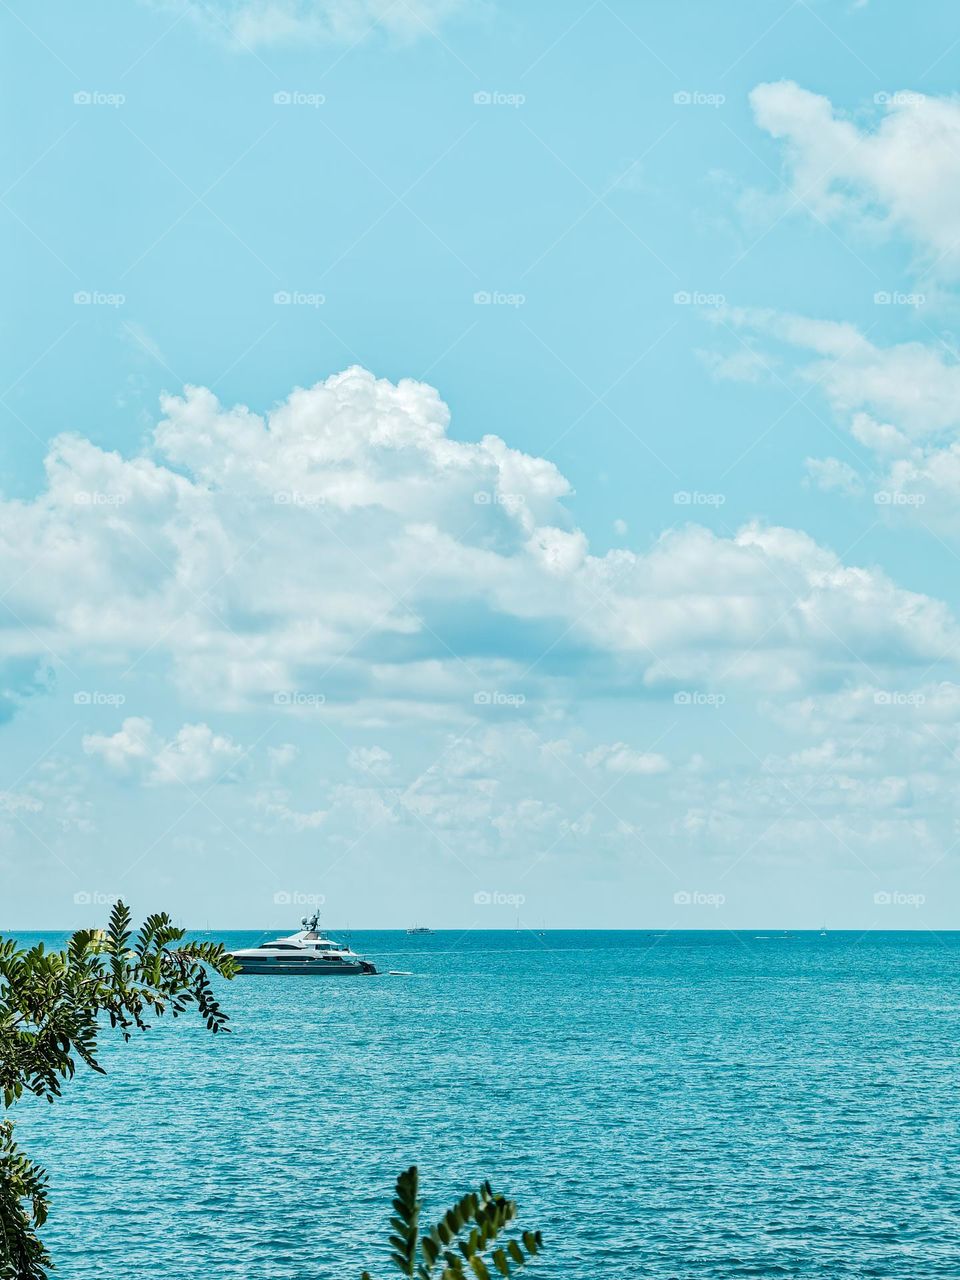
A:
[{"left": 2, "top": 366, "right": 954, "bottom": 726}]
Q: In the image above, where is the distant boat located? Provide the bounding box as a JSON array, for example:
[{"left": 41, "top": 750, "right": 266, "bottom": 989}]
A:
[{"left": 406, "top": 925, "right": 434, "bottom": 935}]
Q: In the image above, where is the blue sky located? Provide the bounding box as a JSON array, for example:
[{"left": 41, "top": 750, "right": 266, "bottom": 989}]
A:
[{"left": 4, "top": 0, "right": 960, "bottom": 929}]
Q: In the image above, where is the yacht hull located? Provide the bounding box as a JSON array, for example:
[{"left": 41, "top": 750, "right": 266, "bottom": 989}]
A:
[{"left": 233, "top": 958, "right": 377, "bottom": 975}]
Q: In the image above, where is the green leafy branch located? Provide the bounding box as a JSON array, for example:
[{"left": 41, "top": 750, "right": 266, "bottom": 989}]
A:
[
  {"left": 0, "top": 902, "right": 236, "bottom": 1275},
  {"left": 0, "top": 1118, "right": 49, "bottom": 1280},
  {"left": 362, "top": 1166, "right": 544, "bottom": 1280}
]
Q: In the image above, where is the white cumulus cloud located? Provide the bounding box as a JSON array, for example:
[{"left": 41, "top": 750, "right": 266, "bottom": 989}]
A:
[
  {"left": 718, "top": 308, "right": 960, "bottom": 521},
  {"left": 1, "top": 366, "right": 957, "bottom": 724},
  {"left": 83, "top": 717, "right": 245, "bottom": 785},
  {"left": 750, "top": 80, "right": 960, "bottom": 274}
]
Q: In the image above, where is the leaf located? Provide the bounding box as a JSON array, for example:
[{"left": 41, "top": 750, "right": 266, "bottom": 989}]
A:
[{"left": 521, "top": 1232, "right": 541, "bottom": 1257}]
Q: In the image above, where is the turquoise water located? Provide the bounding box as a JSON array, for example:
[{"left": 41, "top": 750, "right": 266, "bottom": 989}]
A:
[{"left": 12, "top": 930, "right": 960, "bottom": 1278}]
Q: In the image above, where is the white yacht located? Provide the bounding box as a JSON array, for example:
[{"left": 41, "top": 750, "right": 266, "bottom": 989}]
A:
[{"left": 230, "top": 912, "right": 377, "bottom": 975}]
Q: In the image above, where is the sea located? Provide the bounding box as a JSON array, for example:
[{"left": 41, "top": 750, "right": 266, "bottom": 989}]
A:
[{"left": 11, "top": 929, "right": 960, "bottom": 1279}]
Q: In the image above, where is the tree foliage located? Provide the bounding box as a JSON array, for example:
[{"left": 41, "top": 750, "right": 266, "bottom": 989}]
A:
[
  {"left": 0, "top": 1119, "right": 48, "bottom": 1280},
  {"left": 0, "top": 902, "right": 236, "bottom": 1276},
  {"left": 362, "top": 1166, "right": 544, "bottom": 1280}
]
